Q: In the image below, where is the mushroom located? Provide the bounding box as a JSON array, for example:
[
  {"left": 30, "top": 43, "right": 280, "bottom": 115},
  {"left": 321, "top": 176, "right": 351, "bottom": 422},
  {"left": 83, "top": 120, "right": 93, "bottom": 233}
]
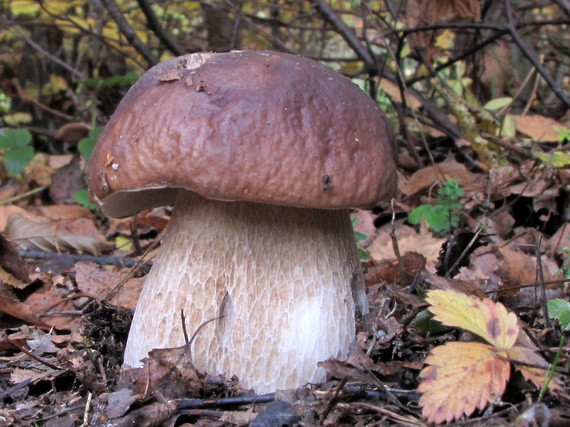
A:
[{"left": 88, "top": 51, "right": 397, "bottom": 393}]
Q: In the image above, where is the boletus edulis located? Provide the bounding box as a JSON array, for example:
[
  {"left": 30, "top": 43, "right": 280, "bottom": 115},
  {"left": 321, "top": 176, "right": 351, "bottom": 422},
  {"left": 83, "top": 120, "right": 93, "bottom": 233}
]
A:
[{"left": 88, "top": 51, "right": 397, "bottom": 393}]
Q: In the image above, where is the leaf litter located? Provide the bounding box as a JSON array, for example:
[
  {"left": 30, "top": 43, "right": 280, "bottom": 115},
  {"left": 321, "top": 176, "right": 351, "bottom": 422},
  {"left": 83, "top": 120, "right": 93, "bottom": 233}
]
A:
[{"left": 2, "top": 4, "right": 570, "bottom": 425}]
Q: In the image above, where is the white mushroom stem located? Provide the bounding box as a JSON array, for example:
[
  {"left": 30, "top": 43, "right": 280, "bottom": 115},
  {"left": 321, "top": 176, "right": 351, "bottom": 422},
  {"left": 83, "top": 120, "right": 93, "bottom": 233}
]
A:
[{"left": 124, "top": 190, "right": 367, "bottom": 393}]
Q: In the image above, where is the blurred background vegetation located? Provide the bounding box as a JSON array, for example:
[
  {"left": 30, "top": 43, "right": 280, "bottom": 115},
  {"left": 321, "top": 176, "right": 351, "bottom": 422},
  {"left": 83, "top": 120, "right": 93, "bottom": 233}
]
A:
[{"left": 0, "top": 0, "right": 568, "bottom": 170}]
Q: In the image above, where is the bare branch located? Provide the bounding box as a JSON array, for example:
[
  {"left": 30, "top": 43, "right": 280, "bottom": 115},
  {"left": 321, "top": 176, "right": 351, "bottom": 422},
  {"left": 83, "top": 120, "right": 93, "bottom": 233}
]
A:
[
  {"left": 100, "top": 0, "right": 158, "bottom": 66},
  {"left": 310, "top": 0, "right": 377, "bottom": 73},
  {"left": 136, "top": 0, "right": 185, "bottom": 56},
  {"left": 504, "top": 0, "right": 570, "bottom": 108}
]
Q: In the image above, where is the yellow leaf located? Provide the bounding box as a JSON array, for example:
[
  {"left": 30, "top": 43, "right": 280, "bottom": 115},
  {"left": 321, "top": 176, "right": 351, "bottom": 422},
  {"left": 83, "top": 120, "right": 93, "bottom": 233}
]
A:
[
  {"left": 507, "top": 346, "right": 564, "bottom": 392},
  {"left": 535, "top": 150, "right": 570, "bottom": 168},
  {"left": 500, "top": 114, "right": 516, "bottom": 140},
  {"left": 115, "top": 235, "right": 133, "bottom": 251},
  {"left": 426, "top": 290, "right": 519, "bottom": 349},
  {"left": 41, "top": 74, "right": 68, "bottom": 96},
  {"left": 10, "top": 0, "right": 40, "bottom": 16},
  {"left": 418, "top": 342, "right": 510, "bottom": 424},
  {"left": 3, "top": 113, "right": 32, "bottom": 126},
  {"left": 435, "top": 29, "right": 455, "bottom": 50}
]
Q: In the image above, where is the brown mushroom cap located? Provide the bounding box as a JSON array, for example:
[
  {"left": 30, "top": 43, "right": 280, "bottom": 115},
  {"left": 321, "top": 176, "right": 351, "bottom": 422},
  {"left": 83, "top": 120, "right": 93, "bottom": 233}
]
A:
[{"left": 88, "top": 51, "right": 397, "bottom": 218}]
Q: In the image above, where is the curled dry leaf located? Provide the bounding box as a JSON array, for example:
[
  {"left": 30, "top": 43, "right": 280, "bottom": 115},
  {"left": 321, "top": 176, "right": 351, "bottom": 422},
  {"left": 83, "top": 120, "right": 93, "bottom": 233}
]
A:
[{"left": 4, "top": 213, "right": 113, "bottom": 255}]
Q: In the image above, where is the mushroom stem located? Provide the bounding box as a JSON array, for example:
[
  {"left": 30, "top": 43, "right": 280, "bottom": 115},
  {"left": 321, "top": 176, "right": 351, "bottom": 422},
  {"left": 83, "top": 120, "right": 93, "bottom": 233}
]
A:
[{"left": 124, "top": 190, "right": 367, "bottom": 393}]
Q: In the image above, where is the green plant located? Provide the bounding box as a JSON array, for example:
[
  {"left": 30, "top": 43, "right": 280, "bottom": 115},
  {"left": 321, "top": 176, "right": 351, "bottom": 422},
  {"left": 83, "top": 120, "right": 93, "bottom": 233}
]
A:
[
  {"left": 0, "top": 128, "right": 35, "bottom": 176},
  {"left": 352, "top": 217, "right": 370, "bottom": 260},
  {"left": 546, "top": 298, "right": 570, "bottom": 330},
  {"left": 75, "top": 126, "right": 103, "bottom": 210},
  {"left": 555, "top": 126, "right": 570, "bottom": 143},
  {"left": 408, "top": 179, "right": 464, "bottom": 234}
]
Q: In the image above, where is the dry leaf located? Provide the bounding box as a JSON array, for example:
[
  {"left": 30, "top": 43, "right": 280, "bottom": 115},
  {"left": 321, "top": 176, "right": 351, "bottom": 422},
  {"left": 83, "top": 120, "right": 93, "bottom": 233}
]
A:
[
  {"left": 0, "top": 287, "right": 49, "bottom": 327},
  {"left": 507, "top": 345, "right": 563, "bottom": 392},
  {"left": 399, "top": 161, "right": 478, "bottom": 196},
  {"left": 369, "top": 223, "right": 445, "bottom": 266},
  {"left": 4, "top": 213, "right": 113, "bottom": 255},
  {"left": 418, "top": 342, "right": 510, "bottom": 424},
  {"left": 426, "top": 289, "right": 519, "bottom": 349},
  {"left": 511, "top": 115, "right": 565, "bottom": 142}
]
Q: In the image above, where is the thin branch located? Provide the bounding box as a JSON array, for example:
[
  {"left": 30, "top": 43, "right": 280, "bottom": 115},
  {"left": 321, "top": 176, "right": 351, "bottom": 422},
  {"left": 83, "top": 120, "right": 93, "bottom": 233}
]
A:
[
  {"left": 535, "top": 236, "right": 551, "bottom": 330},
  {"left": 552, "top": 0, "right": 570, "bottom": 18},
  {"left": 14, "top": 28, "right": 85, "bottom": 79},
  {"left": 504, "top": 0, "right": 570, "bottom": 108},
  {"left": 18, "top": 249, "right": 152, "bottom": 274},
  {"left": 310, "top": 0, "right": 377, "bottom": 73},
  {"left": 136, "top": 0, "right": 185, "bottom": 56},
  {"left": 100, "top": 0, "right": 158, "bottom": 66}
]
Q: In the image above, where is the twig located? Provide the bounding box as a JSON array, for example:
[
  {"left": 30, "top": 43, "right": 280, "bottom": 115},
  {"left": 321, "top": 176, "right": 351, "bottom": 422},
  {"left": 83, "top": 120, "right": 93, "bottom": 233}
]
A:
[
  {"left": 105, "top": 237, "right": 159, "bottom": 300},
  {"left": 6, "top": 337, "right": 61, "bottom": 370},
  {"left": 504, "top": 0, "right": 570, "bottom": 108},
  {"left": 444, "top": 227, "right": 484, "bottom": 279},
  {"left": 310, "top": 0, "right": 377, "bottom": 73},
  {"left": 0, "top": 378, "right": 32, "bottom": 401},
  {"left": 180, "top": 309, "right": 190, "bottom": 344},
  {"left": 136, "top": 0, "right": 185, "bottom": 56},
  {"left": 552, "top": 0, "right": 570, "bottom": 19},
  {"left": 1, "top": 187, "right": 47, "bottom": 205},
  {"left": 535, "top": 235, "right": 551, "bottom": 330},
  {"left": 82, "top": 392, "right": 92, "bottom": 427},
  {"left": 100, "top": 0, "right": 158, "bottom": 66},
  {"left": 14, "top": 28, "right": 85, "bottom": 79},
  {"left": 175, "top": 392, "right": 275, "bottom": 410},
  {"left": 480, "top": 133, "right": 537, "bottom": 160},
  {"left": 320, "top": 377, "right": 348, "bottom": 423},
  {"left": 17, "top": 249, "right": 152, "bottom": 275},
  {"left": 390, "top": 199, "right": 406, "bottom": 281}
]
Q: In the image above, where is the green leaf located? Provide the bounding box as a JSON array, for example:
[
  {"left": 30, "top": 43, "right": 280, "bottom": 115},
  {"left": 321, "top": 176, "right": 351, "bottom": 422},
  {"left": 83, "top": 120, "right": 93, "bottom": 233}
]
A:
[
  {"left": 547, "top": 299, "right": 570, "bottom": 319},
  {"left": 483, "top": 97, "right": 513, "bottom": 111},
  {"left": 501, "top": 114, "right": 516, "bottom": 139},
  {"left": 0, "top": 128, "right": 32, "bottom": 149},
  {"left": 5, "top": 145, "right": 35, "bottom": 176},
  {"left": 354, "top": 231, "right": 367, "bottom": 241},
  {"left": 424, "top": 205, "right": 453, "bottom": 234},
  {"left": 75, "top": 189, "right": 98, "bottom": 210},
  {"left": 438, "top": 179, "right": 463, "bottom": 198},
  {"left": 358, "top": 248, "right": 370, "bottom": 260},
  {"left": 559, "top": 311, "right": 570, "bottom": 330},
  {"left": 408, "top": 204, "right": 432, "bottom": 225},
  {"left": 78, "top": 127, "right": 103, "bottom": 162},
  {"left": 412, "top": 309, "right": 447, "bottom": 334}
]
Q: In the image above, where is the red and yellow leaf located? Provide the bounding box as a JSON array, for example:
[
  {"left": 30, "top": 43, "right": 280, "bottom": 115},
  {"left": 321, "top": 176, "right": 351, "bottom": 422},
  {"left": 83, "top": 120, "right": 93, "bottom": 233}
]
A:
[
  {"left": 426, "top": 290, "right": 519, "bottom": 349},
  {"left": 418, "top": 342, "right": 510, "bottom": 424},
  {"left": 507, "top": 346, "right": 563, "bottom": 393}
]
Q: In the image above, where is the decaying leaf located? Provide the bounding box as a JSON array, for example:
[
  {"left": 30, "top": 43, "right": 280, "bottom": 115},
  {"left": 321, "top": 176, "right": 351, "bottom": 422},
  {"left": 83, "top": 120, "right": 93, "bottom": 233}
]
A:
[
  {"left": 511, "top": 115, "right": 565, "bottom": 142},
  {"left": 425, "top": 289, "right": 519, "bottom": 349},
  {"left": 419, "top": 290, "right": 563, "bottom": 423},
  {"left": 4, "top": 213, "right": 113, "bottom": 255},
  {"left": 0, "top": 282, "right": 49, "bottom": 327},
  {"left": 418, "top": 342, "right": 510, "bottom": 424},
  {"left": 506, "top": 345, "right": 561, "bottom": 392}
]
